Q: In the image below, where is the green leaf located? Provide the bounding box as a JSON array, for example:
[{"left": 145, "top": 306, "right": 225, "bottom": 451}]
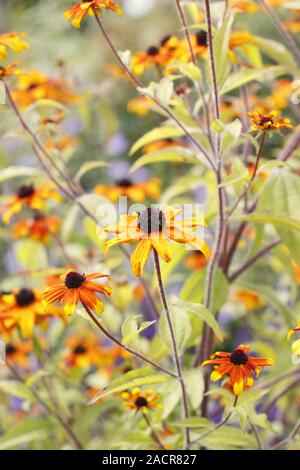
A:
[
  {"left": 231, "top": 212, "right": 300, "bottom": 232},
  {"left": 88, "top": 374, "right": 170, "bottom": 403},
  {"left": 212, "top": 14, "right": 233, "bottom": 88},
  {"left": 172, "top": 417, "right": 210, "bottom": 428},
  {"left": 156, "top": 77, "right": 174, "bottom": 104},
  {"left": 121, "top": 315, "right": 156, "bottom": 347},
  {"left": 0, "top": 380, "right": 35, "bottom": 402},
  {"left": 130, "top": 147, "right": 199, "bottom": 172},
  {"left": 180, "top": 270, "right": 205, "bottom": 303},
  {"left": 220, "top": 66, "right": 286, "bottom": 95},
  {"left": 258, "top": 170, "right": 300, "bottom": 263},
  {"left": 184, "top": 368, "right": 205, "bottom": 409},
  {"left": 220, "top": 119, "right": 243, "bottom": 156},
  {"left": 130, "top": 127, "right": 186, "bottom": 155},
  {"left": 254, "top": 36, "right": 298, "bottom": 70},
  {"left": 0, "top": 418, "right": 55, "bottom": 450},
  {"left": 200, "top": 425, "right": 256, "bottom": 450},
  {"left": 15, "top": 239, "right": 48, "bottom": 270},
  {"left": 176, "top": 299, "right": 224, "bottom": 341},
  {"left": 159, "top": 299, "right": 192, "bottom": 353},
  {"left": 0, "top": 166, "right": 41, "bottom": 182},
  {"left": 75, "top": 161, "right": 108, "bottom": 181}
]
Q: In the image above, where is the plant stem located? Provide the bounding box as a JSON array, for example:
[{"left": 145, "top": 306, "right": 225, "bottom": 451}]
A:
[
  {"left": 153, "top": 249, "right": 191, "bottom": 448},
  {"left": 7, "top": 364, "right": 83, "bottom": 450},
  {"left": 260, "top": 0, "right": 300, "bottom": 66},
  {"left": 92, "top": 9, "right": 216, "bottom": 171},
  {"left": 81, "top": 303, "right": 178, "bottom": 379},
  {"left": 250, "top": 421, "right": 263, "bottom": 450},
  {"left": 228, "top": 239, "right": 281, "bottom": 283},
  {"left": 188, "top": 395, "right": 238, "bottom": 448},
  {"left": 269, "top": 417, "right": 300, "bottom": 450},
  {"left": 143, "top": 412, "right": 166, "bottom": 450}
]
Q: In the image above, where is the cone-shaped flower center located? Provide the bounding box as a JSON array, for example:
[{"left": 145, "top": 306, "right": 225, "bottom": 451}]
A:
[
  {"left": 17, "top": 184, "right": 35, "bottom": 199},
  {"left": 134, "top": 396, "right": 148, "bottom": 408},
  {"left": 6, "top": 344, "right": 16, "bottom": 355},
  {"left": 230, "top": 349, "right": 248, "bottom": 365},
  {"left": 65, "top": 272, "right": 85, "bottom": 288},
  {"left": 196, "top": 30, "right": 208, "bottom": 46},
  {"left": 137, "top": 208, "right": 166, "bottom": 234},
  {"left": 160, "top": 35, "right": 171, "bottom": 46},
  {"left": 116, "top": 178, "right": 133, "bottom": 188},
  {"left": 147, "top": 46, "right": 159, "bottom": 56},
  {"left": 259, "top": 116, "right": 273, "bottom": 127},
  {"left": 73, "top": 344, "right": 87, "bottom": 354},
  {"left": 16, "top": 288, "right": 35, "bottom": 307}
]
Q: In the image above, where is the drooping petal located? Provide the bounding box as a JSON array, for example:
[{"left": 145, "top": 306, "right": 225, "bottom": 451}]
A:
[
  {"left": 62, "top": 289, "right": 79, "bottom": 316},
  {"left": 131, "top": 239, "right": 152, "bottom": 277},
  {"left": 150, "top": 237, "right": 172, "bottom": 263},
  {"left": 78, "top": 286, "right": 104, "bottom": 314}
]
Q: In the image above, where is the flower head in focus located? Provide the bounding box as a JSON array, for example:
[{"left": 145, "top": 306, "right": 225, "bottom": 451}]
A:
[
  {"left": 248, "top": 110, "right": 293, "bottom": 132},
  {"left": 121, "top": 388, "right": 161, "bottom": 413},
  {"left": 42, "top": 271, "right": 112, "bottom": 316},
  {"left": 104, "top": 206, "right": 210, "bottom": 277},
  {"left": 202, "top": 344, "right": 274, "bottom": 395}
]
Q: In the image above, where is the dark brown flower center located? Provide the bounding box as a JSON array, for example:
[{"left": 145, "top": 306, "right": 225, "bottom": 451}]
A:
[
  {"left": 73, "top": 345, "right": 87, "bottom": 355},
  {"left": 196, "top": 30, "right": 208, "bottom": 46},
  {"left": 116, "top": 178, "right": 133, "bottom": 188},
  {"left": 137, "top": 208, "right": 166, "bottom": 234},
  {"left": 160, "top": 35, "right": 172, "bottom": 46},
  {"left": 16, "top": 288, "right": 35, "bottom": 307},
  {"left": 17, "top": 184, "right": 35, "bottom": 199},
  {"left": 134, "top": 396, "right": 148, "bottom": 408},
  {"left": 259, "top": 117, "right": 273, "bottom": 127},
  {"left": 65, "top": 272, "right": 85, "bottom": 289},
  {"left": 6, "top": 344, "right": 16, "bottom": 355},
  {"left": 147, "top": 46, "right": 159, "bottom": 56},
  {"left": 230, "top": 349, "right": 248, "bottom": 365}
]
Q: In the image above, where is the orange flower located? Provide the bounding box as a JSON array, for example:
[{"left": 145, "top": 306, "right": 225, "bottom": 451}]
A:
[
  {"left": 94, "top": 178, "right": 161, "bottom": 203},
  {"left": 248, "top": 110, "right": 293, "bottom": 132},
  {"left": 12, "top": 213, "right": 60, "bottom": 244},
  {"left": 231, "top": 1, "right": 258, "bottom": 13},
  {"left": 143, "top": 138, "right": 187, "bottom": 155},
  {"left": 5, "top": 339, "right": 32, "bottom": 367},
  {"left": 64, "top": 335, "right": 123, "bottom": 368},
  {"left": 0, "top": 32, "right": 29, "bottom": 58},
  {"left": 104, "top": 206, "right": 210, "bottom": 277},
  {"left": 184, "top": 250, "right": 207, "bottom": 271},
  {"left": 202, "top": 344, "right": 274, "bottom": 395},
  {"left": 0, "top": 183, "right": 61, "bottom": 224},
  {"left": 0, "top": 63, "right": 20, "bottom": 78},
  {"left": 12, "top": 70, "right": 77, "bottom": 109},
  {"left": 64, "top": 0, "right": 123, "bottom": 29},
  {"left": 127, "top": 96, "right": 152, "bottom": 117},
  {"left": 0, "top": 288, "right": 62, "bottom": 337},
  {"left": 235, "top": 289, "right": 264, "bottom": 311},
  {"left": 190, "top": 31, "right": 208, "bottom": 57},
  {"left": 121, "top": 388, "right": 161, "bottom": 413},
  {"left": 42, "top": 271, "right": 112, "bottom": 316}
]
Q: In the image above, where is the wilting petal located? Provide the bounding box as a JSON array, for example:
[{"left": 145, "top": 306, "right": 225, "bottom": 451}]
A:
[
  {"left": 150, "top": 237, "right": 172, "bottom": 263},
  {"left": 131, "top": 239, "right": 152, "bottom": 277}
]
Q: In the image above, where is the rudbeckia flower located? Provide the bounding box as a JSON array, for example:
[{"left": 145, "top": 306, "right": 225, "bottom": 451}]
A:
[
  {"left": 0, "top": 32, "right": 29, "bottom": 59},
  {"left": 0, "top": 288, "right": 62, "bottom": 337},
  {"left": 235, "top": 289, "right": 264, "bottom": 311},
  {"left": 11, "top": 70, "right": 77, "bottom": 109},
  {"left": 248, "top": 110, "right": 293, "bottom": 132},
  {"left": 0, "top": 183, "right": 61, "bottom": 224},
  {"left": 121, "top": 388, "right": 161, "bottom": 413},
  {"left": 184, "top": 250, "right": 207, "bottom": 271},
  {"left": 143, "top": 138, "right": 187, "bottom": 155},
  {"left": 131, "top": 46, "right": 165, "bottom": 76},
  {"left": 12, "top": 213, "right": 60, "bottom": 244},
  {"left": 104, "top": 206, "right": 210, "bottom": 277},
  {"left": 190, "top": 30, "right": 208, "bottom": 57},
  {"left": 64, "top": 0, "right": 123, "bottom": 29},
  {"left": 127, "top": 96, "right": 152, "bottom": 117},
  {"left": 42, "top": 271, "right": 112, "bottom": 316},
  {"left": 64, "top": 335, "right": 123, "bottom": 368},
  {"left": 5, "top": 339, "right": 32, "bottom": 367},
  {"left": 94, "top": 178, "right": 161, "bottom": 203},
  {"left": 202, "top": 344, "right": 274, "bottom": 396}
]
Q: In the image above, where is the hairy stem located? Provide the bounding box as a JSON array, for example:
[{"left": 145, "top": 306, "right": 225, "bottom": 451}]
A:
[{"left": 153, "top": 249, "right": 191, "bottom": 448}]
